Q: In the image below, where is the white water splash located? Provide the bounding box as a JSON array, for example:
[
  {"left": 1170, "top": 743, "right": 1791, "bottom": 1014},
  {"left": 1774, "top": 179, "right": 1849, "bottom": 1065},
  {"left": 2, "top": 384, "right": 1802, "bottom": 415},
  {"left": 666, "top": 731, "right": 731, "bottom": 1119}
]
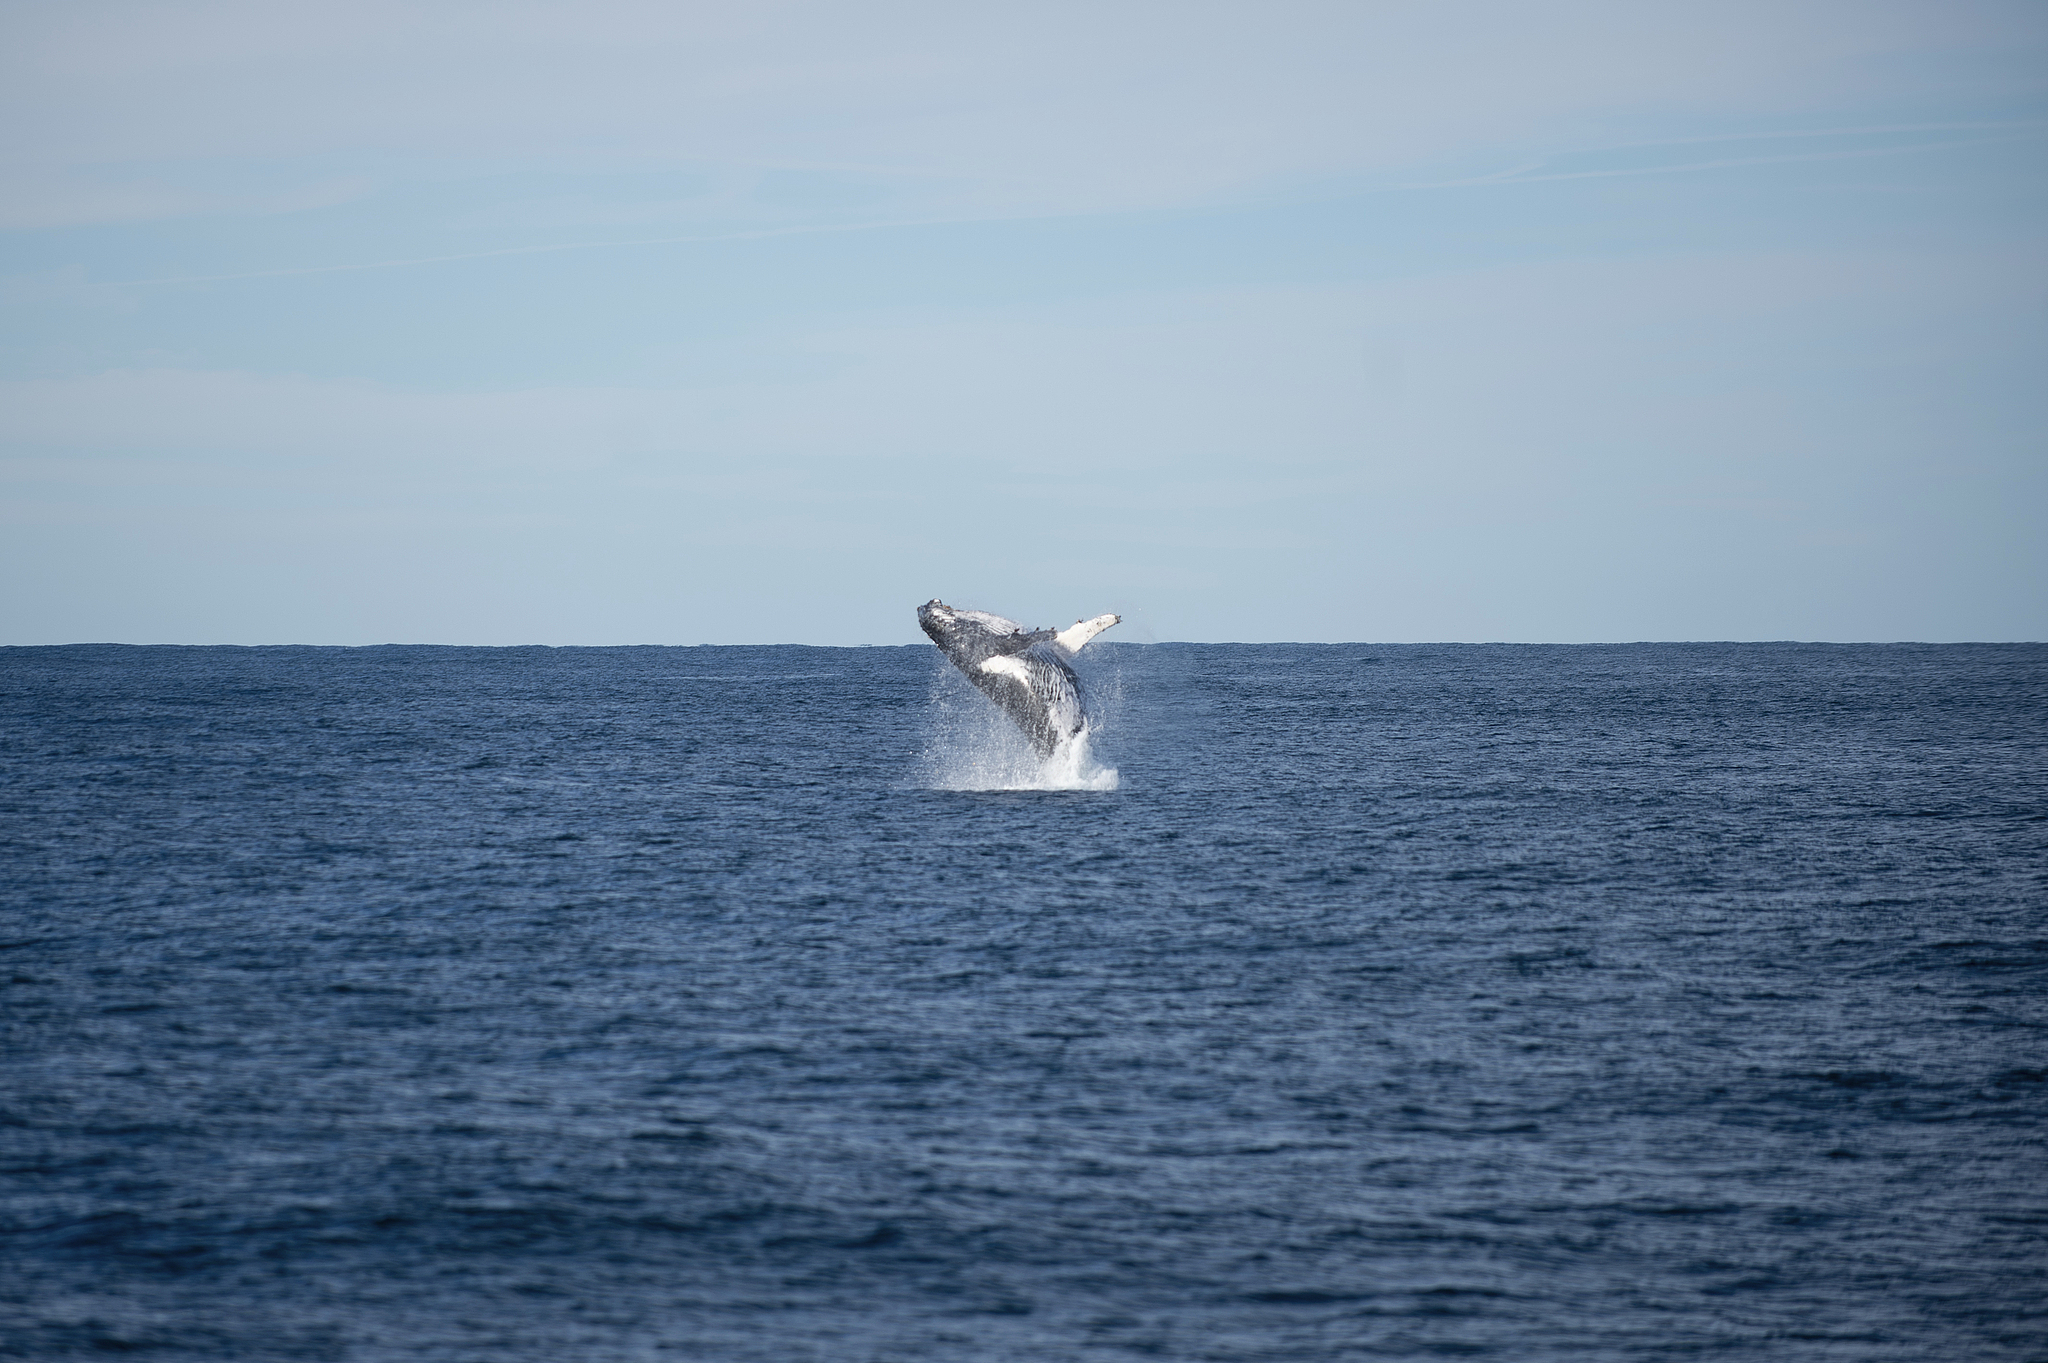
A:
[{"left": 918, "top": 663, "right": 1120, "bottom": 791}]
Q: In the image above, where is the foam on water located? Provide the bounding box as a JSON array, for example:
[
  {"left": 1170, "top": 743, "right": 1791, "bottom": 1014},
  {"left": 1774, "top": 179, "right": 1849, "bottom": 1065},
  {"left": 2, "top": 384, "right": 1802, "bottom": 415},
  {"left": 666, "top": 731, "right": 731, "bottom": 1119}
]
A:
[{"left": 923, "top": 722, "right": 1120, "bottom": 792}]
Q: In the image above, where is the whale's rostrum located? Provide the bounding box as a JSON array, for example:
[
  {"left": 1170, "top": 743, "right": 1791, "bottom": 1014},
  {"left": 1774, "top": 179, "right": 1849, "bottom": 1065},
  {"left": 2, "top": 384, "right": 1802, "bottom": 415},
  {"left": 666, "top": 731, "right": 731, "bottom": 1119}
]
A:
[{"left": 917, "top": 599, "right": 1120, "bottom": 757}]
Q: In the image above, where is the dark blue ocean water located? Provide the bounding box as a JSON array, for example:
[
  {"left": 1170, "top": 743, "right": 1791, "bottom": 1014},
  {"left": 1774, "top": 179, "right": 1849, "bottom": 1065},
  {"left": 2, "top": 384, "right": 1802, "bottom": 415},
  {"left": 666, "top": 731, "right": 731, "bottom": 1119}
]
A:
[{"left": 2, "top": 642, "right": 2044, "bottom": 1361}]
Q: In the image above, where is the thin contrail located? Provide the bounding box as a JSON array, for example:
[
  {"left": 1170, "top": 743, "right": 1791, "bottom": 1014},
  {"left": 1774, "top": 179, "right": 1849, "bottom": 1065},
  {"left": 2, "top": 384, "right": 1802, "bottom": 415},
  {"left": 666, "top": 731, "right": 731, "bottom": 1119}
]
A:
[{"left": 1407, "top": 121, "right": 2047, "bottom": 190}]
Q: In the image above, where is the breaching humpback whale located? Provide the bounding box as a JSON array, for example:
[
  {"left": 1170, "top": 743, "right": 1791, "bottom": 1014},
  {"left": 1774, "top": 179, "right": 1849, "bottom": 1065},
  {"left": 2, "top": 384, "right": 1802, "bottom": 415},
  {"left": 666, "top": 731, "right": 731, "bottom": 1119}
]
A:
[{"left": 918, "top": 600, "right": 1120, "bottom": 757}]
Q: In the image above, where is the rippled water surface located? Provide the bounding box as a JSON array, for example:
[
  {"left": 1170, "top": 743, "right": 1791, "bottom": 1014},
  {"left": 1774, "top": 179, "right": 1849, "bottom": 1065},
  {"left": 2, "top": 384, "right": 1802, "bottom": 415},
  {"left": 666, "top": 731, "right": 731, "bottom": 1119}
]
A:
[{"left": 3, "top": 642, "right": 2044, "bottom": 1361}]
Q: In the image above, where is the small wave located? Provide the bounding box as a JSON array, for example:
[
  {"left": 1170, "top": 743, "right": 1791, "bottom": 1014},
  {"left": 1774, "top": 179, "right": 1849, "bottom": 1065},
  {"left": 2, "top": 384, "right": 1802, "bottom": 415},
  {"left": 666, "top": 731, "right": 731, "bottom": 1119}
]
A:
[{"left": 669, "top": 673, "right": 843, "bottom": 682}]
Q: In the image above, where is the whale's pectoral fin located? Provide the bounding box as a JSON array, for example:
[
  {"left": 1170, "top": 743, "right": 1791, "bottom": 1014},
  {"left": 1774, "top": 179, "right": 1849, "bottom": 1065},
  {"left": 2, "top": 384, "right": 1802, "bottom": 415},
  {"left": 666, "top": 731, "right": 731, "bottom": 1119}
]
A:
[{"left": 1054, "top": 613, "right": 1120, "bottom": 656}]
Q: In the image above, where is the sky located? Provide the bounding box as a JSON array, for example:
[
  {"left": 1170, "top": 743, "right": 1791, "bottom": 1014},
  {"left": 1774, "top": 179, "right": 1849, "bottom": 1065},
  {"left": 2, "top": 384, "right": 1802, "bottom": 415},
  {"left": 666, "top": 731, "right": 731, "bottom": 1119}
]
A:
[{"left": 2, "top": 0, "right": 2043, "bottom": 644}]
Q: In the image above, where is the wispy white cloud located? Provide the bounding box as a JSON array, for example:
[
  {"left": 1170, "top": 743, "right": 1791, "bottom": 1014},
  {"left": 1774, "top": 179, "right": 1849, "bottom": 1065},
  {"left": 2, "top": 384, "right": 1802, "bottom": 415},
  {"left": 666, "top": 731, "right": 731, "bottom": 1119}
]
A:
[
  {"left": 0, "top": 170, "right": 373, "bottom": 231},
  {"left": 1431, "top": 122, "right": 2048, "bottom": 189},
  {"left": 5, "top": 1, "right": 2041, "bottom": 227},
  {"left": 61, "top": 119, "right": 2043, "bottom": 291},
  {"left": 3, "top": 2, "right": 2042, "bottom": 643}
]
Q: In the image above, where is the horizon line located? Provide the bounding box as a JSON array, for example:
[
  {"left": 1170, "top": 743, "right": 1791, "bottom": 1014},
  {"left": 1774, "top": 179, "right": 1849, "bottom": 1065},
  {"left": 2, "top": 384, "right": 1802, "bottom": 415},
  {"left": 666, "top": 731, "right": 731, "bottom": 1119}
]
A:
[{"left": 4, "top": 639, "right": 2039, "bottom": 650}]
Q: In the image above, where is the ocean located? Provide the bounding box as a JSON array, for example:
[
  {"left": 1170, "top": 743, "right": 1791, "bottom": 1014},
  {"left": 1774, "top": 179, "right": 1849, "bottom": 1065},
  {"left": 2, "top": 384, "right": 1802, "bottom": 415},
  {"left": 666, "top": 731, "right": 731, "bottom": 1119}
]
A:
[{"left": 2, "top": 641, "right": 2043, "bottom": 1361}]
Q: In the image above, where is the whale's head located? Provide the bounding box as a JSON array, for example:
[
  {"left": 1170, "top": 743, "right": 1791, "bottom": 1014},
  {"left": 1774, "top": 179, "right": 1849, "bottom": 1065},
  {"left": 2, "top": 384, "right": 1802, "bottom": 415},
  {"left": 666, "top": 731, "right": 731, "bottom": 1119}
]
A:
[{"left": 917, "top": 599, "right": 958, "bottom": 645}]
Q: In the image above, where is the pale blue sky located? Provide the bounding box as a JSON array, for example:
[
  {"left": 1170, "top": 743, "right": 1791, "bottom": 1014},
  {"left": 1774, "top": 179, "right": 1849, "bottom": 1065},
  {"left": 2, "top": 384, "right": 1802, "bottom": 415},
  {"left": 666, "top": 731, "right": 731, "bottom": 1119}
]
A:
[{"left": 3, "top": 1, "right": 2043, "bottom": 643}]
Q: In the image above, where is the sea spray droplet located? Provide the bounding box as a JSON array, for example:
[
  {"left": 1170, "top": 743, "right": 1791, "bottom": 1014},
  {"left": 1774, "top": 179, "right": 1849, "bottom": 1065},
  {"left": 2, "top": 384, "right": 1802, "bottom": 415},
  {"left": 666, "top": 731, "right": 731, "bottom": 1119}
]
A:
[
  {"left": 920, "top": 671, "right": 1118, "bottom": 790},
  {"left": 1039, "top": 730, "right": 1120, "bottom": 792}
]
